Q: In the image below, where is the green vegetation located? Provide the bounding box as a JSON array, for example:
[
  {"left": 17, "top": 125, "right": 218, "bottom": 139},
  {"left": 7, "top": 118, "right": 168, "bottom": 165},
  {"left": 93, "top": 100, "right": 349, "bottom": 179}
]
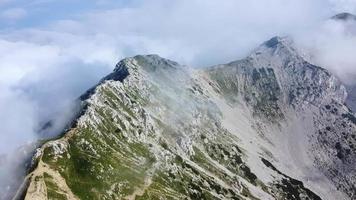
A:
[
  {"left": 39, "top": 83, "right": 158, "bottom": 200},
  {"left": 43, "top": 173, "right": 67, "bottom": 200}
]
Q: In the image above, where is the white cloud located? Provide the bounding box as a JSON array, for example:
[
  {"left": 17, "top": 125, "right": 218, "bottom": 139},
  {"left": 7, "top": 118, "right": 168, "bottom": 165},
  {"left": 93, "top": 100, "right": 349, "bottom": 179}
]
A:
[
  {"left": 329, "top": 0, "right": 356, "bottom": 13},
  {"left": 1, "top": 7, "right": 27, "bottom": 20},
  {"left": 44, "top": 0, "right": 329, "bottom": 66},
  {"left": 295, "top": 17, "right": 356, "bottom": 85}
]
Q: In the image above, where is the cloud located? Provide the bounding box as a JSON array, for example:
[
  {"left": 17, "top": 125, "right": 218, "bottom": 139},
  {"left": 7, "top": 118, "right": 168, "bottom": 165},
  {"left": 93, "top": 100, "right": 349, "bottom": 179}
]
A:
[
  {"left": 329, "top": 0, "right": 356, "bottom": 13},
  {"left": 1, "top": 7, "right": 27, "bottom": 20},
  {"left": 295, "top": 16, "right": 356, "bottom": 85},
  {"left": 41, "top": 0, "right": 331, "bottom": 66},
  {"left": 0, "top": 33, "right": 114, "bottom": 198}
]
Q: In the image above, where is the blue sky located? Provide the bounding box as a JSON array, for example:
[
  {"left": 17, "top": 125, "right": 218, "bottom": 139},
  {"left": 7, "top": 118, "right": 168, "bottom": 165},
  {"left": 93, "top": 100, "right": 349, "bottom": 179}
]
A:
[
  {"left": 0, "top": 0, "right": 135, "bottom": 29},
  {"left": 0, "top": 0, "right": 355, "bottom": 26},
  {"left": 2, "top": 0, "right": 353, "bottom": 31}
]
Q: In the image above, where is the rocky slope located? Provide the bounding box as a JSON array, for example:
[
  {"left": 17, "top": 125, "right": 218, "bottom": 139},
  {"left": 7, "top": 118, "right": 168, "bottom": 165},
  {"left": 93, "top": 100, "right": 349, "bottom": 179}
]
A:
[{"left": 21, "top": 37, "right": 356, "bottom": 200}]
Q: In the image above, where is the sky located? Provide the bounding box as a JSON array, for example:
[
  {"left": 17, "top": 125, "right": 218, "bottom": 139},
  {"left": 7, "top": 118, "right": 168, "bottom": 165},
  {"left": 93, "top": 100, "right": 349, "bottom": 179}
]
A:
[{"left": 0, "top": 0, "right": 356, "bottom": 198}]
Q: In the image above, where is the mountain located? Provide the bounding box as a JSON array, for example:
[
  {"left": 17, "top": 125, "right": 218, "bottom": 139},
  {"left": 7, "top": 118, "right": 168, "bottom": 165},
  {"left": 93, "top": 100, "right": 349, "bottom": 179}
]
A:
[
  {"left": 331, "top": 13, "right": 356, "bottom": 21},
  {"left": 20, "top": 37, "right": 356, "bottom": 200}
]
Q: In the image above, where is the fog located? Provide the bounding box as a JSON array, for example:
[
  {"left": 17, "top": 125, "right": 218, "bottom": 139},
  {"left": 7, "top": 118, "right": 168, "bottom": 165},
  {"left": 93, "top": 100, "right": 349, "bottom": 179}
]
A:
[
  {"left": 0, "top": 0, "right": 356, "bottom": 198},
  {"left": 295, "top": 15, "right": 356, "bottom": 84}
]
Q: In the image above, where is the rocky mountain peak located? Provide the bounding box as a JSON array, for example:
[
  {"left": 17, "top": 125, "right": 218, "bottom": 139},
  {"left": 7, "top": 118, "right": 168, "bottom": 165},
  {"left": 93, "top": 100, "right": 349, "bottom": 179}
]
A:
[
  {"left": 249, "top": 36, "right": 300, "bottom": 62},
  {"left": 331, "top": 12, "right": 356, "bottom": 21},
  {"left": 103, "top": 54, "right": 182, "bottom": 83},
  {"left": 209, "top": 36, "right": 347, "bottom": 114},
  {"left": 259, "top": 37, "right": 347, "bottom": 105},
  {"left": 117, "top": 54, "right": 179, "bottom": 72},
  {"left": 263, "top": 36, "right": 293, "bottom": 49}
]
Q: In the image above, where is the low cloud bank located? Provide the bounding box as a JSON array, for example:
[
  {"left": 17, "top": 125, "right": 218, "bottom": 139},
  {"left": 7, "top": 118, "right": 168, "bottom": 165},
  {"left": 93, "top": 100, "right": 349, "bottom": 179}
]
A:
[{"left": 296, "top": 15, "right": 356, "bottom": 85}]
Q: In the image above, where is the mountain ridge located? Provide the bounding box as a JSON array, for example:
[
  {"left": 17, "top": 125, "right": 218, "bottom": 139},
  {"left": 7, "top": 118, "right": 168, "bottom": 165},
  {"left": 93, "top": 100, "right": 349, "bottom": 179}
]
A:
[
  {"left": 331, "top": 12, "right": 356, "bottom": 21},
  {"left": 20, "top": 36, "right": 356, "bottom": 200}
]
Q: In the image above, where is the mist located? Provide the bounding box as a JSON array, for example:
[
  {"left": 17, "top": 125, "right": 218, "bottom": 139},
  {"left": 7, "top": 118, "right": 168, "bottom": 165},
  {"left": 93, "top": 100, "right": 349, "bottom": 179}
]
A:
[
  {"left": 295, "top": 15, "right": 356, "bottom": 85},
  {"left": 0, "top": 0, "right": 356, "bottom": 198}
]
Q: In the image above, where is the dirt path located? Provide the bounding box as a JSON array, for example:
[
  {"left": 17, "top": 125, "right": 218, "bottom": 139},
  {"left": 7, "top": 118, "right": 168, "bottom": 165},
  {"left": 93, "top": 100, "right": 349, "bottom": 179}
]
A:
[{"left": 24, "top": 161, "right": 79, "bottom": 200}]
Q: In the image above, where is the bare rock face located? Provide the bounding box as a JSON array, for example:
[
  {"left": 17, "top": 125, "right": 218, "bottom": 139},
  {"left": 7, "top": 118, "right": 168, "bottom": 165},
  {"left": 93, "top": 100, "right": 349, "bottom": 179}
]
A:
[{"left": 21, "top": 37, "right": 356, "bottom": 200}]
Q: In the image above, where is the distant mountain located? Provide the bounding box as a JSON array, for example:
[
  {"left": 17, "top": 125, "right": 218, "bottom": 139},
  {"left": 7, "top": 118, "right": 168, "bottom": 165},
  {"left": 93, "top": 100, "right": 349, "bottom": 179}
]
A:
[
  {"left": 331, "top": 12, "right": 356, "bottom": 21},
  {"left": 18, "top": 36, "right": 356, "bottom": 200}
]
